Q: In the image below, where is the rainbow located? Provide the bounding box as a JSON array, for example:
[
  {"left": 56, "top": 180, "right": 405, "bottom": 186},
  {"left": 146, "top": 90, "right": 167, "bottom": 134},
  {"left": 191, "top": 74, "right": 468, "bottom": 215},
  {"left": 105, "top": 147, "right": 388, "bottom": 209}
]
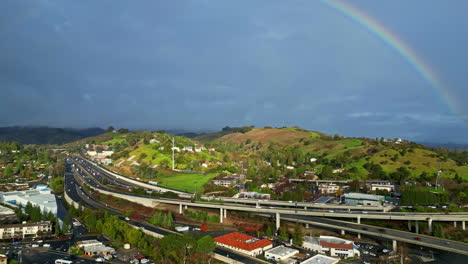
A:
[{"left": 321, "top": 0, "right": 463, "bottom": 121}]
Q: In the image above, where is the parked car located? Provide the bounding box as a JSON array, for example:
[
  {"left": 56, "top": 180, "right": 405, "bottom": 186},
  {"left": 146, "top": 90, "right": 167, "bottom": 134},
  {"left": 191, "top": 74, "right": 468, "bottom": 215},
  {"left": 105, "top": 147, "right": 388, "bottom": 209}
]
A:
[
  {"left": 31, "top": 244, "right": 39, "bottom": 248},
  {"left": 43, "top": 244, "right": 50, "bottom": 248}
]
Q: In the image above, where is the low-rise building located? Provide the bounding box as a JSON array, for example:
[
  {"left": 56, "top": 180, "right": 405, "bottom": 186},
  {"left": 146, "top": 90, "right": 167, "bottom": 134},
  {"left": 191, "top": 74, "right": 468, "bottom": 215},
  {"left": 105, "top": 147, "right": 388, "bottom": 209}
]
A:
[
  {"left": 0, "top": 254, "right": 7, "bottom": 264},
  {"left": 0, "top": 188, "right": 57, "bottom": 216},
  {"left": 340, "top": 192, "right": 385, "bottom": 206},
  {"left": 300, "top": 254, "right": 339, "bottom": 264},
  {"left": 318, "top": 184, "right": 340, "bottom": 194},
  {"left": 213, "top": 177, "right": 239, "bottom": 187},
  {"left": 264, "top": 246, "right": 299, "bottom": 262},
  {"left": 0, "top": 221, "right": 52, "bottom": 240},
  {"left": 215, "top": 232, "right": 273, "bottom": 256},
  {"left": 302, "top": 236, "right": 360, "bottom": 258},
  {"left": 77, "top": 239, "right": 115, "bottom": 256}
]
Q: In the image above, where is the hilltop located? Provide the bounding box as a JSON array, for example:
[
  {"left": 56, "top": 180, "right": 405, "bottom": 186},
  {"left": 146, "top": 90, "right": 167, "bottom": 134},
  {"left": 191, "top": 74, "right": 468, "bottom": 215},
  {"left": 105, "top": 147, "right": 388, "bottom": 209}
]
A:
[
  {"left": 69, "top": 126, "right": 468, "bottom": 194},
  {"left": 212, "top": 127, "right": 468, "bottom": 180},
  {"left": 0, "top": 126, "right": 105, "bottom": 145}
]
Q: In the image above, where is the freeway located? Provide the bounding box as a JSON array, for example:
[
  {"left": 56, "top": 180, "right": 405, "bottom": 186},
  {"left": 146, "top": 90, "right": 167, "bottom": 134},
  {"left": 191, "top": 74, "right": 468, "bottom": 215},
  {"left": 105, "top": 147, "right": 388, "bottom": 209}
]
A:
[
  {"left": 281, "top": 215, "right": 468, "bottom": 255},
  {"left": 64, "top": 157, "right": 468, "bottom": 255},
  {"left": 64, "top": 167, "right": 265, "bottom": 264},
  {"left": 66, "top": 157, "right": 468, "bottom": 222}
]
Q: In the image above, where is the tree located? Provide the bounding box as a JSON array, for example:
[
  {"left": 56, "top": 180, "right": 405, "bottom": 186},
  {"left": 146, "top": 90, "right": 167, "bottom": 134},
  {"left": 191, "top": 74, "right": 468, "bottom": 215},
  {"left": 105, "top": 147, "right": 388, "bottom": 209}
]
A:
[
  {"left": 321, "top": 165, "right": 334, "bottom": 179},
  {"left": 196, "top": 235, "right": 216, "bottom": 254},
  {"left": 118, "top": 128, "right": 129, "bottom": 133},
  {"left": 292, "top": 223, "right": 304, "bottom": 246},
  {"left": 106, "top": 126, "right": 114, "bottom": 132},
  {"left": 278, "top": 226, "right": 289, "bottom": 241}
]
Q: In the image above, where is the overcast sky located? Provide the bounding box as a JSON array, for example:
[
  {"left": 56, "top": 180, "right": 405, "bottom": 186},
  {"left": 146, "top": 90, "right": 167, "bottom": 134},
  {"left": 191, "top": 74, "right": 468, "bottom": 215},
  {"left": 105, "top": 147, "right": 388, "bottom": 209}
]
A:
[{"left": 1, "top": 0, "right": 468, "bottom": 142}]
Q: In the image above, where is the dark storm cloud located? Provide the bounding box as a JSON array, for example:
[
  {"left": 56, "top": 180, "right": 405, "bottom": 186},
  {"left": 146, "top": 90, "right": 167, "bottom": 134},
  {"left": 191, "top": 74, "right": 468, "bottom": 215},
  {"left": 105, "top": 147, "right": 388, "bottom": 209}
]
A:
[{"left": 1, "top": 0, "right": 467, "bottom": 142}]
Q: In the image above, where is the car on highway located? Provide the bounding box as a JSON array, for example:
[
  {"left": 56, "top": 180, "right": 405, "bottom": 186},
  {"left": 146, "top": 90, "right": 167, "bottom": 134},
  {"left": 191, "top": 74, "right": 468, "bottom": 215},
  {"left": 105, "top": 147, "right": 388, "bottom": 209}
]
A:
[
  {"left": 362, "top": 211, "right": 368, "bottom": 214},
  {"left": 414, "top": 237, "right": 421, "bottom": 241},
  {"left": 444, "top": 212, "right": 450, "bottom": 215},
  {"left": 362, "top": 227, "right": 368, "bottom": 231},
  {"left": 378, "top": 228, "right": 386, "bottom": 232},
  {"left": 444, "top": 241, "right": 451, "bottom": 245},
  {"left": 328, "top": 210, "right": 334, "bottom": 213}
]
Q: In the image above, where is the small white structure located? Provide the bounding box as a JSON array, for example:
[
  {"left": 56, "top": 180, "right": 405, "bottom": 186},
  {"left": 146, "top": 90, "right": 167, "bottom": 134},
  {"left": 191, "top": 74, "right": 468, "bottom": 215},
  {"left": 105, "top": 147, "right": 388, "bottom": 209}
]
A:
[
  {"left": 318, "top": 184, "right": 340, "bottom": 194},
  {"left": 149, "top": 139, "right": 160, "bottom": 144},
  {"left": 300, "top": 254, "right": 339, "bottom": 264},
  {"left": 302, "top": 236, "right": 360, "bottom": 258},
  {"left": 175, "top": 226, "right": 189, "bottom": 232},
  {"left": 264, "top": 246, "right": 299, "bottom": 262}
]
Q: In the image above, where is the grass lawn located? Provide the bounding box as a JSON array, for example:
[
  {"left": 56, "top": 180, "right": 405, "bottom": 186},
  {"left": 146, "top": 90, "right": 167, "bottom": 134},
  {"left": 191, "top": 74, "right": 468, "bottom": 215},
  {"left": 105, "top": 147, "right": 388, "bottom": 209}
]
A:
[{"left": 156, "top": 172, "right": 218, "bottom": 193}]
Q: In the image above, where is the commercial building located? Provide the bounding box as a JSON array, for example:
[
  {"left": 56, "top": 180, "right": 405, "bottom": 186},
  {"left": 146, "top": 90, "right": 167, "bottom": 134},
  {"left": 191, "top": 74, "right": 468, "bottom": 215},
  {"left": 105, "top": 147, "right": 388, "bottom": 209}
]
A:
[
  {"left": 300, "top": 254, "right": 339, "bottom": 264},
  {"left": 0, "top": 186, "right": 57, "bottom": 215},
  {"left": 340, "top": 192, "right": 385, "bottom": 206},
  {"left": 214, "top": 232, "right": 273, "bottom": 256},
  {"left": 77, "top": 239, "right": 115, "bottom": 256},
  {"left": 0, "top": 221, "right": 52, "bottom": 240},
  {"left": 264, "top": 246, "right": 299, "bottom": 262},
  {"left": 302, "top": 236, "right": 360, "bottom": 258}
]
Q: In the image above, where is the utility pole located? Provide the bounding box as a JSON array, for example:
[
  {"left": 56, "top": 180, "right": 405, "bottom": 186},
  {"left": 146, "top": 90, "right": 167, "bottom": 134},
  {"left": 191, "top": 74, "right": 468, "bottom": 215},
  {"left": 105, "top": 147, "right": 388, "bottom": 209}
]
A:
[
  {"left": 436, "top": 161, "right": 441, "bottom": 191},
  {"left": 172, "top": 137, "right": 175, "bottom": 170}
]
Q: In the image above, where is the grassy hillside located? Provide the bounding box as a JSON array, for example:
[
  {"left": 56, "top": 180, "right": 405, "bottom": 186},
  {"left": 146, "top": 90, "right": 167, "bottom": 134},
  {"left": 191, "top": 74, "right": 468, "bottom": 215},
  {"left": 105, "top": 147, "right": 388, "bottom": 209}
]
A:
[{"left": 214, "top": 127, "right": 468, "bottom": 180}]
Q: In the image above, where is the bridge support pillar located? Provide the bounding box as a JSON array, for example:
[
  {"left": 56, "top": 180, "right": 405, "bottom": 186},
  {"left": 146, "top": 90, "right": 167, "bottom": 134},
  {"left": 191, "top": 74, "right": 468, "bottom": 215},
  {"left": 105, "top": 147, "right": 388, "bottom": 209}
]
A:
[
  {"left": 415, "top": 220, "right": 419, "bottom": 234},
  {"left": 224, "top": 208, "right": 227, "bottom": 219},
  {"left": 357, "top": 233, "right": 361, "bottom": 239},
  {"left": 462, "top": 221, "right": 465, "bottom": 230},
  {"left": 408, "top": 220, "right": 411, "bottom": 231},
  {"left": 392, "top": 240, "right": 397, "bottom": 252},
  {"left": 179, "top": 204, "right": 183, "bottom": 214},
  {"left": 276, "top": 212, "right": 280, "bottom": 230},
  {"left": 341, "top": 230, "right": 345, "bottom": 235},
  {"left": 305, "top": 223, "right": 309, "bottom": 229},
  {"left": 453, "top": 221, "right": 457, "bottom": 228},
  {"left": 184, "top": 205, "right": 188, "bottom": 210},
  {"left": 428, "top": 218, "right": 433, "bottom": 234},
  {"left": 220, "top": 208, "right": 223, "bottom": 223},
  {"left": 304, "top": 206, "right": 307, "bottom": 210},
  {"left": 357, "top": 216, "right": 361, "bottom": 224}
]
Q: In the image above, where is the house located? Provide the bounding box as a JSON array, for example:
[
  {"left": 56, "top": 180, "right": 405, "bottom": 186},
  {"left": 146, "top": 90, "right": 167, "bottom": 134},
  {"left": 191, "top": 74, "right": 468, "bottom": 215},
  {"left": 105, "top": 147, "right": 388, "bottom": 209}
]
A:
[
  {"left": 302, "top": 236, "right": 360, "bottom": 258},
  {"left": 149, "top": 139, "right": 160, "bottom": 144},
  {"left": 0, "top": 222, "right": 52, "bottom": 240},
  {"left": 214, "top": 232, "right": 273, "bottom": 256},
  {"left": 194, "top": 146, "right": 206, "bottom": 152},
  {"left": 318, "top": 184, "right": 340, "bottom": 194},
  {"left": 332, "top": 168, "right": 345, "bottom": 174},
  {"left": 171, "top": 147, "right": 180, "bottom": 152},
  {"left": 300, "top": 254, "right": 339, "bottom": 264},
  {"left": 213, "top": 177, "right": 239, "bottom": 187},
  {"left": 183, "top": 146, "right": 193, "bottom": 152},
  {"left": 264, "top": 246, "right": 299, "bottom": 262},
  {"left": 366, "top": 180, "right": 395, "bottom": 192}
]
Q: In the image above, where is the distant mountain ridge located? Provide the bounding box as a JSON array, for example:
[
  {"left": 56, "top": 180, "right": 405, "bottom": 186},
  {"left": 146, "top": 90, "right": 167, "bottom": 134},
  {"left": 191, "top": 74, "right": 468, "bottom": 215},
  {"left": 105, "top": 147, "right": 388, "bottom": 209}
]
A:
[
  {"left": 0, "top": 126, "right": 105, "bottom": 145},
  {"left": 419, "top": 142, "right": 468, "bottom": 150}
]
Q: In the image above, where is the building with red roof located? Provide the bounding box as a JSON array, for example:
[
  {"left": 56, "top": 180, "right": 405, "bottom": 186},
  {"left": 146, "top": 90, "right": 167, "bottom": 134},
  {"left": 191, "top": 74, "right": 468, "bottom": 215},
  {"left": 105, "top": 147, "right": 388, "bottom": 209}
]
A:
[
  {"left": 303, "top": 236, "right": 359, "bottom": 258},
  {"left": 214, "top": 232, "right": 273, "bottom": 256}
]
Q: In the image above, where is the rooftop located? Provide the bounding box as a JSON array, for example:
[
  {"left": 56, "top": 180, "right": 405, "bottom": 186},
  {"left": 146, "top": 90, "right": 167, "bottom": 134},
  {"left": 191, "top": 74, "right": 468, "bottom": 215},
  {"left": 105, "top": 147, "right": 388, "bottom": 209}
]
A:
[
  {"left": 341, "top": 192, "right": 384, "bottom": 200},
  {"left": 265, "top": 245, "right": 299, "bottom": 256},
  {"left": 300, "top": 254, "right": 339, "bottom": 264},
  {"left": 83, "top": 244, "right": 115, "bottom": 253},
  {"left": 215, "top": 232, "right": 272, "bottom": 251}
]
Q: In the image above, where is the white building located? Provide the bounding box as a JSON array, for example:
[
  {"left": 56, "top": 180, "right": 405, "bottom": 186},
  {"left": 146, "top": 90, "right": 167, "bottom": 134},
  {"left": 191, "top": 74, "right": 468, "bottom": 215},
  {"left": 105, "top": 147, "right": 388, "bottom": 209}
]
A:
[
  {"left": 302, "top": 236, "right": 360, "bottom": 258},
  {"left": 0, "top": 188, "right": 57, "bottom": 216},
  {"left": 76, "top": 239, "right": 114, "bottom": 256},
  {"left": 264, "top": 246, "right": 299, "bottom": 262},
  {"left": 340, "top": 192, "right": 385, "bottom": 206},
  {"left": 300, "top": 254, "right": 339, "bottom": 264},
  {"left": 0, "top": 221, "right": 52, "bottom": 239},
  {"left": 318, "top": 184, "right": 340, "bottom": 194}
]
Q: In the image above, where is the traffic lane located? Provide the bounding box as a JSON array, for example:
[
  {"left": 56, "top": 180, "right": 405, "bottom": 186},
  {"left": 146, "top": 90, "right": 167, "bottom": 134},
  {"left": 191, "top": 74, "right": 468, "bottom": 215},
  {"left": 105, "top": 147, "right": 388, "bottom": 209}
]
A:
[{"left": 287, "top": 215, "right": 468, "bottom": 253}]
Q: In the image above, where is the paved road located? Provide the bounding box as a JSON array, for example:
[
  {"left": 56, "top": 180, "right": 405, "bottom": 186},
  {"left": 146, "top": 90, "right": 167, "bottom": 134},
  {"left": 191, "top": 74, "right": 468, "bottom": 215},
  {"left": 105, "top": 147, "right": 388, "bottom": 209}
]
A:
[
  {"left": 64, "top": 166, "right": 265, "bottom": 264},
  {"left": 67, "top": 155, "right": 468, "bottom": 220}
]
